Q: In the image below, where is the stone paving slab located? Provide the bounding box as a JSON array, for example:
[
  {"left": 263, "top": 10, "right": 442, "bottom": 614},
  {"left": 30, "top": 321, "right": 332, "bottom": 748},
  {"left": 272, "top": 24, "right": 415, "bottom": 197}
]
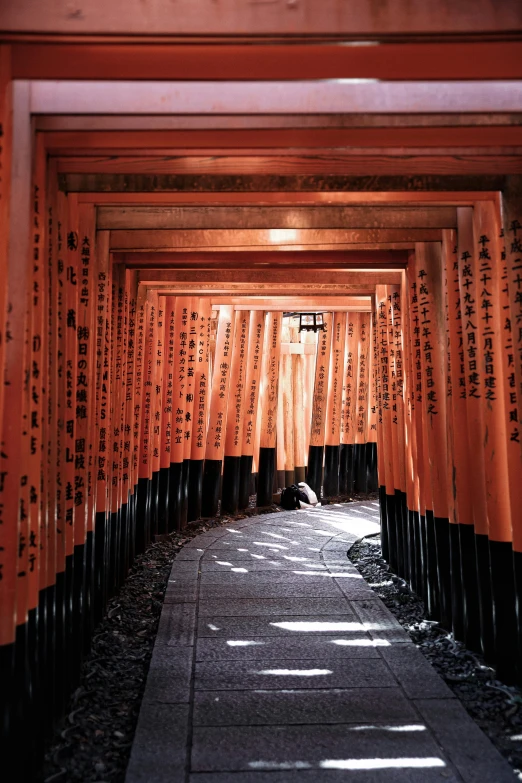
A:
[
  {"left": 198, "top": 597, "right": 352, "bottom": 616},
  {"left": 190, "top": 772, "right": 461, "bottom": 783},
  {"left": 193, "top": 687, "right": 416, "bottom": 726},
  {"left": 195, "top": 634, "right": 383, "bottom": 661},
  {"left": 194, "top": 657, "right": 396, "bottom": 691},
  {"left": 190, "top": 724, "right": 459, "bottom": 773},
  {"left": 196, "top": 614, "right": 363, "bottom": 639},
  {"left": 126, "top": 503, "right": 514, "bottom": 783}
]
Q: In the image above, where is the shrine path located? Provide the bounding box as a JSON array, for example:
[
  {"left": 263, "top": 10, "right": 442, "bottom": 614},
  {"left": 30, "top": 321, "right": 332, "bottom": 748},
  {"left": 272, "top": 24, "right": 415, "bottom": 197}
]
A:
[{"left": 125, "top": 501, "right": 513, "bottom": 783}]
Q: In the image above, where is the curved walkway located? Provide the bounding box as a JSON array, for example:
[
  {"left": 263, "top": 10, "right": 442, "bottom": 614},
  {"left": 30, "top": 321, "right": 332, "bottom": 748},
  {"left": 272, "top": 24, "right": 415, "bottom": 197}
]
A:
[{"left": 125, "top": 501, "right": 513, "bottom": 783}]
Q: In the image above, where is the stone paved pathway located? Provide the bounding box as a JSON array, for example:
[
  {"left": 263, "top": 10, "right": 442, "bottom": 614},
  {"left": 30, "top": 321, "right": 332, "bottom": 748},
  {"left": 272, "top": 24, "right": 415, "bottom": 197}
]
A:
[{"left": 125, "top": 502, "right": 514, "bottom": 783}]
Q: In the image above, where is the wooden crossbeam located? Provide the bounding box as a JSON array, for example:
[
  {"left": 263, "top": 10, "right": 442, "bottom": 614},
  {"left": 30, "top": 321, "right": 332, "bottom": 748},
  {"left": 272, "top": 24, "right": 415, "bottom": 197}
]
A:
[
  {"left": 10, "top": 42, "right": 522, "bottom": 81},
  {"left": 97, "top": 205, "right": 458, "bottom": 230},
  {"left": 109, "top": 228, "right": 442, "bottom": 251},
  {"left": 61, "top": 173, "right": 509, "bottom": 193}
]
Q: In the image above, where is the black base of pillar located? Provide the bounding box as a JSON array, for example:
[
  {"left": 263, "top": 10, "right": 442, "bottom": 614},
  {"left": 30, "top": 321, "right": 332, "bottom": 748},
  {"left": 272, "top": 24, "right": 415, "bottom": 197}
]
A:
[
  {"left": 419, "top": 513, "right": 428, "bottom": 603},
  {"left": 187, "top": 459, "right": 204, "bottom": 522},
  {"left": 294, "top": 465, "right": 306, "bottom": 484},
  {"left": 136, "top": 476, "right": 151, "bottom": 553},
  {"left": 386, "top": 492, "right": 397, "bottom": 572},
  {"left": 323, "top": 445, "right": 340, "bottom": 498},
  {"left": 42, "top": 583, "right": 56, "bottom": 732},
  {"left": 120, "top": 501, "right": 129, "bottom": 585},
  {"left": 354, "top": 443, "right": 369, "bottom": 494},
  {"left": 339, "top": 443, "right": 354, "bottom": 496},
  {"left": 513, "top": 550, "right": 522, "bottom": 684},
  {"left": 475, "top": 532, "right": 495, "bottom": 664},
  {"left": 239, "top": 455, "right": 253, "bottom": 509},
  {"left": 489, "top": 540, "right": 519, "bottom": 683},
  {"left": 425, "top": 510, "right": 440, "bottom": 621},
  {"left": 367, "top": 442, "right": 378, "bottom": 492},
  {"left": 449, "top": 523, "right": 464, "bottom": 642},
  {"left": 378, "top": 486, "right": 388, "bottom": 562},
  {"left": 306, "top": 445, "right": 323, "bottom": 498},
  {"left": 250, "top": 472, "right": 258, "bottom": 495},
  {"left": 257, "top": 447, "right": 276, "bottom": 506},
  {"left": 394, "top": 489, "right": 406, "bottom": 580},
  {"left": 459, "top": 524, "right": 481, "bottom": 652},
  {"left": 93, "top": 510, "right": 108, "bottom": 623},
  {"left": 72, "top": 543, "right": 86, "bottom": 686},
  {"left": 150, "top": 470, "right": 160, "bottom": 537},
  {"left": 168, "top": 462, "right": 183, "bottom": 532},
  {"left": 434, "top": 516, "right": 452, "bottom": 631},
  {"left": 222, "top": 455, "right": 241, "bottom": 515},
  {"left": 284, "top": 469, "right": 295, "bottom": 488},
  {"left": 276, "top": 469, "right": 285, "bottom": 491},
  {"left": 54, "top": 569, "right": 66, "bottom": 720},
  {"left": 157, "top": 466, "right": 170, "bottom": 534},
  {"left": 201, "top": 458, "right": 222, "bottom": 517},
  {"left": 181, "top": 460, "right": 190, "bottom": 527},
  {"left": 408, "top": 508, "right": 417, "bottom": 593},
  {"left": 84, "top": 529, "right": 94, "bottom": 650}
]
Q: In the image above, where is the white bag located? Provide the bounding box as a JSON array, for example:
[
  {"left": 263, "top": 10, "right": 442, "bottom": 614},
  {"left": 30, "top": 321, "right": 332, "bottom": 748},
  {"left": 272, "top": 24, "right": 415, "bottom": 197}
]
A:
[{"left": 298, "top": 481, "right": 319, "bottom": 507}]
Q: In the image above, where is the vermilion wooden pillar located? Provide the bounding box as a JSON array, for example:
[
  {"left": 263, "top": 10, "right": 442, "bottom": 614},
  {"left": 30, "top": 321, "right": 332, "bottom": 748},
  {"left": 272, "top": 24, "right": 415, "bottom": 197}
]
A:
[
  {"left": 307, "top": 313, "right": 332, "bottom": 498},
  {"left": 457, "top": 206, "right": 494, "bottom": 661},
  {"left": 340, "top": 313, "right": 359, "bottom": 497},
  {"left": 415, "top": 242, "right": 452, "bottom": 628},
  {"left": 366, "top": 312, "right": 379, "bottom": 492},
  {"left": 187, "top": 297, "right": 211, "bottom": 522},
  {"left": 202, "top": 305, "right": 235, "bottom": 517},
  {"left": 257, "top": 312, "right": 283, "bottom": 506},
  {"left": 239, "top": 310, "right": 265, "bottom": 508},
  {"left": 473, "top": 201, "right": 517, "bottom": 681},
  {"left": 324, "top": 312, "right": 346, "bottom": 498},
  {"left": 354, "top": 312, "right": 371, "bottom": 494},
  {"left": 169, "top": 296, "right": 191, "bottom": 528},
  {"left": 222, "top": 310, "right": 249, "bottom": 515}
]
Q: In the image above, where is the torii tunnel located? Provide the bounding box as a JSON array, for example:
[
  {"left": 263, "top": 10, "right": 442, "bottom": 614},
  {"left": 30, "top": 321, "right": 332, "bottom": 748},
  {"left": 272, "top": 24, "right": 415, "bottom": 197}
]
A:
[{"left": 1, "top": 3, "right": 522, "bottom": 780}]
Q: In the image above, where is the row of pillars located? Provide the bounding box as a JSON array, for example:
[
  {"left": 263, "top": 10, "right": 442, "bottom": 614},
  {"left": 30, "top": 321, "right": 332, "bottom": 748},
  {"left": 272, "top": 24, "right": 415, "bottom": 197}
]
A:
[
  {"left": 377, "top": 203, "right": 522, "bottom": 687},
  {"left": 0, "top": 186, "right": 378, "bottom": 777}
]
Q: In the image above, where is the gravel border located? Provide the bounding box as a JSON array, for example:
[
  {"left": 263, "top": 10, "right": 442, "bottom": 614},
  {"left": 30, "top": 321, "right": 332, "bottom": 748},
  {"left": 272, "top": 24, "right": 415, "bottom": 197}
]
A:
[
  {"left": 43, "top": 502, "right": 281, "bottom": 783},
  {"left": 349, "top": 533, "right": 522, "bottom": 781}
]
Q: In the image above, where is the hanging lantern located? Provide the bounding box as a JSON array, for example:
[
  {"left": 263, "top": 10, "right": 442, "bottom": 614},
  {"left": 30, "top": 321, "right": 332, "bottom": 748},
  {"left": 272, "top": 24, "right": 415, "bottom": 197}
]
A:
[{"left": 299, "top": 312, "right": 325, "bottom": 333}]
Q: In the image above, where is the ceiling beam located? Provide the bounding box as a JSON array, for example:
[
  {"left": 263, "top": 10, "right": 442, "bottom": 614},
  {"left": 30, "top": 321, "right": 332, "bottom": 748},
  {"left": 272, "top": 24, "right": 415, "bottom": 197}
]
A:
[
  {"left": 10, "top": 42, "right": 522, "bottom": 81},
  {"left": 109, "top": 227, "right": 442, "bottom": 251},
  {"left": 61, "top": 173, "right": 509, "bottom": 193},
  {"left": 113, "top": 250, "right": 408, "bottom": 267},
  {"left": 29, "top": 81, "right": 522, "bottom": 116},
  {"left": 137, "top": 269, "right": 402, "bottom": 285},
  {"left": 98, "top": 205, "right": 457, "bottom": 231}
]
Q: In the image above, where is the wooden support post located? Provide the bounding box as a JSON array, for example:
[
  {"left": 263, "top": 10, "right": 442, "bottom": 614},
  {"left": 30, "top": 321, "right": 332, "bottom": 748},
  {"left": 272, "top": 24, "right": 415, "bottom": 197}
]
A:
[
  {"left": 153, "top": 295, "right": 166, "bottom": 533},
  {"left": 354, "top": 312, "right": 372, "bottom": 495},
  {"left": 340, "top": 313, "right": 359, "bottom": 497},
  {"left": 366, "top": 312, "right": 379, "bottom": 491},
  {"left": 258, "top": 312, "right": 283, "bottom": 506},
  {"left": 202, "top": 305, "right": 235, "bottom": 517},
  {"left": 457, "top": 207, "right": 494, "bottom": 661},
  {"left": 160, "top": 296, "right": 175, "bottom": 529},
  {"left": 239, "top": 311, "right": 266, "bottom": 508},
  {"left": 276, "top": 356, "right": 286, "bottom": 491},
  {"left": 187, "top": 298, "right": 211, "bottom": 521},
  {"left": 169, "top": 296, "right": 192, "bottom": 528},
  {"left": 94, "top": 231, "right": 111, "bottom": 617},
  {"left": 498, "top": 217, "right": 522, "bottom": 680},
  {"left": 307, "top": 313, "right": 333, "bottom": 498},
  {"left": 222, "top": 310, "right": 249, "bottom": 515},
  {"left": 415, "top": 242, "right": 452, "bottom": 628},
  {"left": 292, "top": 327, "right": 306, "bottom": 485},
  {"left": 473, "top": 202, "right": 517, "bottom": 681},
  {"left": 77, "top": 203, "right": 97, "bottom": 648},
  {"left": 324, "top": 312, "right": 346, "bottom": 498}
]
